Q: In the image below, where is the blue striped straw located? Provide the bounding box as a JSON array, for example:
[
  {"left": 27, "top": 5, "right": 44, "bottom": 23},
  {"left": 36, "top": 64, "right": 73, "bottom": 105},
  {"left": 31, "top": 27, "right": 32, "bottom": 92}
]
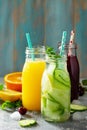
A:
[
  {"left": 26, "top": 33, "right": 35, "bottom": 60},
  {"left": 26, "top": 33, "right": 32, "bottom": 48},
  {"left": 60, "top": 31, "right": 67, "bottom": 56}
]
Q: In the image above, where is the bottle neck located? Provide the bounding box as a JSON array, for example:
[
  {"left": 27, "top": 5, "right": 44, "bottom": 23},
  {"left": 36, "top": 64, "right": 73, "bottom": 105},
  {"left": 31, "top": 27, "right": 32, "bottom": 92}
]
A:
[
  {"left": 68, "top": 48, "right": 76, "bottom": 56},
  {"left": 58, "top": 58, "right": 67, "bottom": 71},
  {"left": 46, "top": 56, "right": 67, "bottom": 71},
  {"left": 58, "top": 44, "right": 68, "bottom": 57},
  {"left": 68, "top": 44, "right": 77, "bottom": 56},
  {"left": 25, "top": 46, "right": 46, "bottom": 61},
  {"left": 58, "top": 42, "right": 77, "bottom": 57}
]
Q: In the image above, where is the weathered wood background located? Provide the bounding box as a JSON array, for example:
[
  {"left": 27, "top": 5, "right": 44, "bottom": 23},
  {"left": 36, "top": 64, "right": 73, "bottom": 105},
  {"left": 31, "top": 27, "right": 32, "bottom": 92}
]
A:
[{"left": 0, "top": 0, "right": 87, "bottom": 78}]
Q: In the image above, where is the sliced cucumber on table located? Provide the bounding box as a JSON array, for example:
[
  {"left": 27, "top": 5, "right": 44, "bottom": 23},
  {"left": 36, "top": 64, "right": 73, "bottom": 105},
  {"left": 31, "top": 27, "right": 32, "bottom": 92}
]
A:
[
  {"left": 70, "top": 104, "right": 87, "bottom": 113},
  {"left": 19, "top": 119, "right": 37, "bottom": 127}
]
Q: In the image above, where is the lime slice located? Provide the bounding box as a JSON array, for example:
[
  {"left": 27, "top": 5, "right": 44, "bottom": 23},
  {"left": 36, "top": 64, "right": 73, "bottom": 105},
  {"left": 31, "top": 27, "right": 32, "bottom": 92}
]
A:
[{"left": 19, "top": 119, "right": 37, "bottom": 127}]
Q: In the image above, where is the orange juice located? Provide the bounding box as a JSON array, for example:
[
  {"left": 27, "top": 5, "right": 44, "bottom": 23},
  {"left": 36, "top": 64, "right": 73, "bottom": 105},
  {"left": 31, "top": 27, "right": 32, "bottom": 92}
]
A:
[{"left": 22, "top": 59, "right": 46, "bottom": 111}]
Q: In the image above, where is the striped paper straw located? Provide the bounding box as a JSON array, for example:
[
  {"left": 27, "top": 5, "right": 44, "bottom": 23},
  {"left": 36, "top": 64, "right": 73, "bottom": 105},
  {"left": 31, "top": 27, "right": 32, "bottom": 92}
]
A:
[
  {"left": 26, "top": 33, "right": 32, "bottom": 48},
  {"left": 69, "top": 30, "right": 75, "bottom": 45},
  {"left": 26, "top": 33, "right": 35, "bottom": 60},
  {"left": 60, "top": 31, "right": 67, "bottom": 56}
]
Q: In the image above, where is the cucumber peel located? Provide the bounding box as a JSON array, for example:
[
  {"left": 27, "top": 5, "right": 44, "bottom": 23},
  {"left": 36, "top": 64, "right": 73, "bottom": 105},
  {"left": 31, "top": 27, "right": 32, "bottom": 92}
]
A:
[
  {"left": 19, "top": 119, "right": 37, "bottom": 127},
  {"left": 53, "top": 69, "right": 70, "bottom": 87},
  {"left": 70, "top": 104, "right": 87, "bottom": 112}
]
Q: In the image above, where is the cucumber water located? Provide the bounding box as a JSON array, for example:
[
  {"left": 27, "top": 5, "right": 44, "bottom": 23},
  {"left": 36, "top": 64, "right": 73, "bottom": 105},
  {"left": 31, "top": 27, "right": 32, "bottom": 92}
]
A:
[{"left": 41, "top": 57, "right": 71, "bottom": 122}]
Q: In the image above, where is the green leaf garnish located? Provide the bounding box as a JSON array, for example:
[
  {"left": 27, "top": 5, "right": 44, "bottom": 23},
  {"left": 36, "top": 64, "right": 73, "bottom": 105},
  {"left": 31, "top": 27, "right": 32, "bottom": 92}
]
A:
[
  {"left": 1, "top": 100, "right": 22, "bottom": 110},
  {"left": 82, "top": 79, "right": 87, "bottom": 86},
  {"left": 0, "top": 84, "right": 4, "bottom": 90},
  {"left": 46, "top": 46, "right": 61, "bottom": 59}
]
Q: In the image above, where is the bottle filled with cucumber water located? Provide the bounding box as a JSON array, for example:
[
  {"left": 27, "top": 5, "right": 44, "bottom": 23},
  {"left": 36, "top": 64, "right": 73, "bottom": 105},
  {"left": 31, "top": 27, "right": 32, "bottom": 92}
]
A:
[{"left": 41, "top": 54, "right": 71, "bottom": 122}]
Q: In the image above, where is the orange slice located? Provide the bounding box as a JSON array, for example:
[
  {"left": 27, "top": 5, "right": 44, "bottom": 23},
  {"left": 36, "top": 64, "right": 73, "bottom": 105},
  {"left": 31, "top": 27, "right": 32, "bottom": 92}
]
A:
[
  {"left": 4, "top": 72, "right": 22, "bottom": 92},
  {"left": 0, "top": 89, "right": 22, "bottom": 101}
]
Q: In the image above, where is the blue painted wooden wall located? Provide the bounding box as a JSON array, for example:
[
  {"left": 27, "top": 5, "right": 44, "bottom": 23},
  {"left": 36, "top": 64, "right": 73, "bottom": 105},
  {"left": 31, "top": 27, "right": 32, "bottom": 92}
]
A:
[{"left": 0, "top": 0, "right": 87, "bottom": 78}]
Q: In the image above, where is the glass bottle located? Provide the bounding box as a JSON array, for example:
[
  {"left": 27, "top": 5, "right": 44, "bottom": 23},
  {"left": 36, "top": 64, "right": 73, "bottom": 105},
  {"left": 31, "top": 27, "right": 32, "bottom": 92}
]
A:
[
  {"left": 41, "top": 56, "right": 71, "bottom": 122},
  {"left": 22, "top": 46, "right": 46, "bottom": 111},
  {"left": 67, "top": 44, "right": 80, "bottom": 102}
]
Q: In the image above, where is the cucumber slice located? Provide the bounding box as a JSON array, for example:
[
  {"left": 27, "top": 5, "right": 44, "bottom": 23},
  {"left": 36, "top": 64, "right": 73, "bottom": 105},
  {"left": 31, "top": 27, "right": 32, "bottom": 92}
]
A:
[
  {"left": 19, "top": 119, "right": 36, "bottom": 127},
  {"left": 48, "top": 73, "right": 69, "bottom": 90},
  {"left": 53, "top": 69, "right": 70, "bottom": 87},
  {"left": 46, "top": 98, "right": 64, "bottom": 114},
  {"left": 70, "top": 110, "right": 75, "bottom": 114},
  {"left": 70, "top": 104, "right": 87, "bottom": 112}
]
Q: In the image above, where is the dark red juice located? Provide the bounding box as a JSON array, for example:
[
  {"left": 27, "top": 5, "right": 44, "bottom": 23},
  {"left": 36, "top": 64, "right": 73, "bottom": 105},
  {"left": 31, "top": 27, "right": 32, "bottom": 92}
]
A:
[{"left": 67, "top": 55, "right": 80, "bottom": 102}]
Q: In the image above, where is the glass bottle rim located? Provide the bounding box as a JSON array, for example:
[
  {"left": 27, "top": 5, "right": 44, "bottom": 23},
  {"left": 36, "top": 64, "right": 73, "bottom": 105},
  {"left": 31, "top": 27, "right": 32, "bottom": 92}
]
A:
[
  {"left": 58, "top": 42, "right": 77, "bottom": 49},
  {"left": 46, "top": 54, "right": 67, "bottom": 63},
  {"left": 25, "top": 45, "right": 45, "bottom": 54}
]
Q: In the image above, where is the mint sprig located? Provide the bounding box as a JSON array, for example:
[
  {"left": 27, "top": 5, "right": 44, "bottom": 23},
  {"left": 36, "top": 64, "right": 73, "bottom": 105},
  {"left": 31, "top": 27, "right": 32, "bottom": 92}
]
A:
[
  {"left": 1, "top": 100, "right": 22, "bottom": 110},
  {"left": 46, "top": 46, "right": 61, "bottom": 59}
]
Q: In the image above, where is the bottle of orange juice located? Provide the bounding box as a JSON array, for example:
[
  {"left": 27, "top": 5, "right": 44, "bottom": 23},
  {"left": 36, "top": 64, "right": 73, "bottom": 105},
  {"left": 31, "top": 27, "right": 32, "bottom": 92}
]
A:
[{"left": 22, "top": 46, "right": 46, "bottom": 111}]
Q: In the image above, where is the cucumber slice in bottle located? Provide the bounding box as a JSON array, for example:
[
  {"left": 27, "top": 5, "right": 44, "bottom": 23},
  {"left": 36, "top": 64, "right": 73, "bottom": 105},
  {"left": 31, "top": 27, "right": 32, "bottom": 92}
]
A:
[
  {"left": 46, "top": 98, "right": 64, "bottom": 114},
  {"left": 19, "top": 119, "right": 36, "bottom": 127},
  {"left": 70, "top": 104, "right": 87, "bottom": 112},
  {"left": 53, "top": 69, "right": 70, "bottom": 87}
]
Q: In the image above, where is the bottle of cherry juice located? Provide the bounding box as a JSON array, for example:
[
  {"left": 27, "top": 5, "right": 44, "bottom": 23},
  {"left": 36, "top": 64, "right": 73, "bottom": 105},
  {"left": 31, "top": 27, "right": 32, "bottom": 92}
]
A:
[{"left": 67, "top": 43, "right": 80, "bottom": 102}]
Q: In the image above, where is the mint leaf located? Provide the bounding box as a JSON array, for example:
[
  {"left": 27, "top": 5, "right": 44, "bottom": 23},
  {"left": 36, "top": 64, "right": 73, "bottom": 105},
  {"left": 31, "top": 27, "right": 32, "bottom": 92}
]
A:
[
  {"left": 1, "top": 100, "right": 13, "bottom": 110},
  {"left": 15, "top": 100, "right": 22, "bottom": 107},
  {"left": 1, "top": 100, "right": 22, "bottom": 110},
  {"left": 0, "top": 84, "right": 4, "bottom": 90},
  {"left": 46, "top": 46, "right": 61, "bottom": 59},
  {"left": 82, "top": 79, "right": 87, "bottom": 86}
]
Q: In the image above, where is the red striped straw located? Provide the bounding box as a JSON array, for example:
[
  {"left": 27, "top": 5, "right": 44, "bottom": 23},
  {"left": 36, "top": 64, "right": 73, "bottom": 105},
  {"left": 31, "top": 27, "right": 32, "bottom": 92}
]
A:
[
  {"left": 69, "top": 30, "right": 75, "bottom": 45},
  {"left": 68, "top": 30, "right": 75, "bottom": 56}
]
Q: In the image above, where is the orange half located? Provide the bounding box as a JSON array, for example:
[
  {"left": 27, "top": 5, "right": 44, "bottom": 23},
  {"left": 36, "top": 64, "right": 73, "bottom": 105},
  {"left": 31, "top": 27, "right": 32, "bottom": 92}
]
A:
[
  {"left": 0, "top": 89, "right": 22, "bottom": 101},
  {"left": 4, "top": 72, "right": 22, "bottom": 92}
]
